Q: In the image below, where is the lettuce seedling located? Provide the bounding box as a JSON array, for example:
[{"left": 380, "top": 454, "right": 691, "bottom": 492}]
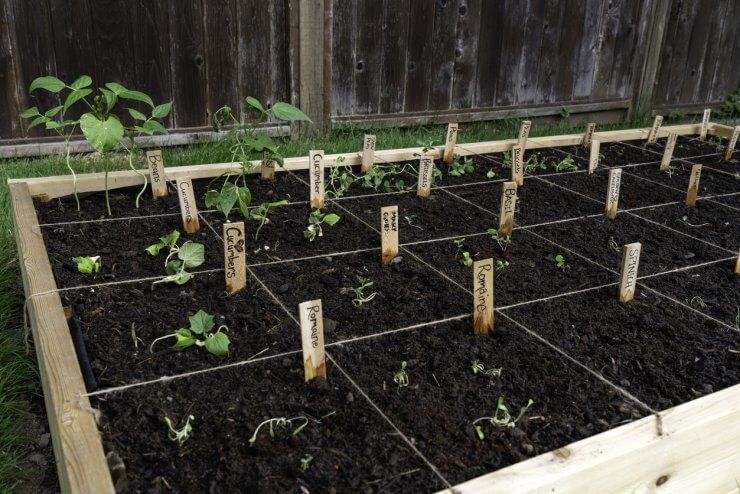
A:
[
  {"left": 150, "top": 309, "right": 231, "bottom": 356},
  {"left": 164, "top": 415, "right": 194, "bottom": 446},
  {"left": 304, "top": 208, "right": 341, "bottom": 241},
  {"left": 248, "top": 416, "right": 309, "bottom": 447},
  {"left": 72, "top": 256, "right": 101, "bottom": 274},
  {"left": 496, "top": 260, "right": 510, "bottom": 271},
  {"left": 300, "top": 454, "right": 314, "bottom": 471},
  {"left": 351, "top": 276, "right": 377, "bottom": 307},
  {"left": 473, "top": 396, "right": 534, "bottom": 439},
  {"left": 487, "top": 228, "right": 512, "bottom": 251},
  {"left": 461, "top": 251, "right": 473, "bottom": 267},
  {"left": 146, "top": 230, "right": 205, "bottom": 285}
]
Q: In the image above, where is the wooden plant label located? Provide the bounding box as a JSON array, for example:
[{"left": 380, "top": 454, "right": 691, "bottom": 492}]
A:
[
  {"left": 443, "top": 122, "right": 459, "bottom": 163},
  {"left": 361, "top": 134, "right": 376, "bottom": 173},
  {"left": 223, "top": 222, "right": 247, "bottom": 294},
  {"left": 299, "top": 299, "right": 326, "bottom": 382},
  {"left": 699, "top": 108, "right": 710, "bottom": 141},
  {"left": 725, "top": 125, "right": 740, "bottom": 160},
  {"left": 735, "top": 249, "right": 740, "bottom": 275},
  {"left": 417, "top": 155, "right": 434, "bottom": 197},
  {"left": 605, "top": 168, "right": 622, "bottom": 220},
  {"left": 660, "top": 133, "right": 677, "bottom": 171},
  {"left": 517, "top": 120, "right": 531, "bottom": 148},
  {"left": 176, "top": 177, "right": 200, "bottom": 233},
  {"left": 588, "top": 139, "right": 600, "bottom": 175},
  {"left": 646, "top": 115, "right": 663, "bottom": 144},
  {"left": 472, "top": 259, "right": 494, "bottom": 335},
  {"left": 381, "top": 205, "right": 399, "bottom": 266},
  {"left": 511, "top": 145, "right": 524, "bottom": 185},
  {"left": 146, "top": 150, "right": 168, "bottom": 198},
  {"left": 310, "top": 150, "right": 325, "bottom": 208},
  {"left": 685, "top": 164, "right": 702, "bottom": 207},
  {"left": 498, "top": 182, "right": 517, "bottom": 238},
  {"left": 583, "top": 122, "right": 596, "bottom": 148},
  {"left": 261, "top": 151, "right": 275, "bottom": 181},
  {"left": 618, "top": 242, "right": 641, "bottom": 303}
]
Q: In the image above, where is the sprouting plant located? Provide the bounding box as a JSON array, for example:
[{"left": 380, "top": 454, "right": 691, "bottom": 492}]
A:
[
  {"left": 496, "top": 260, "right": 510, "bottom": 271},
  {"left": 146, "top": 230, "right": 205, "bottom": 285},
  {"left": 555, "top": 254, "right": 570, "bottom": 272},
  {"left": 164, "top": 415, "right": 194, "bottom": 446},
  {"left": 361, "top": 163, "right": 410, "bottom": 192},
  {"left": 404, "top": 215, "right": 423, "bottom": 230},
  {"left": 300, "top": 454, "right": 314, "bottom": 471},
  {"left": 393, "top": 361, "right": 409, "bottom": 390},
  {"left": 351, "top": 276, "right": 377, "bottom": 307},
  {"left": 415, "top": 139, "right": 436, "bottom": 156},
  {"left": 453, "top": 238, "right": 466, "bottom": 249},
  {"left": 325, "top": 157, "right": 355, "bottom": 199},
  {"left": 487, "top": 228, "right": 512, "bottom": 250},
  {"left": 689, "top": 296, "right": 706, "bottom": 308},
  {"left": 304, "top": 208, "right": 341, "bottom": 241},
  {"left": 486, "top": 169, "right": 497, "bottom": 178},
  {"left": 471, "top": 360, "right": 502, "bottom": 379},
  {"left": 448, "top": 154, "right": 474, "bottom": 176},
  {"left": 150, "top": 309, "right": 231, "bottom": 356},
  {"left": 250, "top": 200, "right": 289, "bottom": 240},
  {"left": 72, "top": 256, "right": 101, "bottom": 274},
  {"left": 248, "top": 416, "right": 309, "bottom": 447},
  {"left": 502, "top": 151, "right": 512, "bottom": 169},
  {"left": 554, "top": 156, "right": 578, "bottom": 172},
  {"left": 472, "top": 396, "right": 534, "bottom": 439},
  {"left": 461, "top": 251, "right": 473, "bottom": 267},
  {"left": 666, "top": 164, "right": 677, "bottom": 178},
  {"left": 524, "top": 154, "right": 547, "bottom": 174}
]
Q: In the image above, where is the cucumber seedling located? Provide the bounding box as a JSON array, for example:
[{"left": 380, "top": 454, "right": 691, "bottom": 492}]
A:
[
  {"left": 150, "top": 309, "right": 231, "bottom": 356},
  {"left": 146, "top": 230, "right": 205, "bottom": 286},
  {"left": 554, "top": 254, "right": 570, "bottom": 272},
  {"left": 351, "top": 276, "right": 377, "bottom": 307},
  {"left": 248, "top": 416, "right": 309, "bottom": 447},
  {"left": 472, "top": 396, "right": 534, "bottom": 439},
  {"left": 72, "top": 256, "right": 101, "bottom": 274},
  {"left": 304, "top": 208, "right": 341, "bottom": 241},
  {"left": 164, "top": 414, "right": 194, "bottom": 446}
]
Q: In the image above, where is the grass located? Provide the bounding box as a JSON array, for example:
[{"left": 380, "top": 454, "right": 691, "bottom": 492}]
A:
[{"left": 0, "top": 113, "right": 695, "bottom": 491}]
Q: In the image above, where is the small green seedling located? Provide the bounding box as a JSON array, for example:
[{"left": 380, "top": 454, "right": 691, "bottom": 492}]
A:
[
  {"left": 689, "top": 296, "right": 706, "bottom": 308},
  {"left": 524, "top": 155, "right": 547, "bottom": 174},
  {"left": 453, "top": 238, "right": 466, "bottom": 249},
  {"left": 248, "top": 416, "right": 309, "bottom": 447},
  {"left": 473, "top": 396, "right": 534, "bottom": 439},
  {"left": 250, "top": 200, "right": 289, "bottom": 240},
  {"left": 393, "top": 361, "right": 409, "bottom": 390},
  {"left": 164, "top": 415, "right": 194, "bottom": 446},
  {"left": 449, "top": 154, "right": 474, "bottom": 176},
  {"left": 486, "top": 169, "right": 496, "bottom": 178},
  {"left": 304, "top": 208, "right": 341, "bottom": 241},
  {"left": 496, "top": 260, "right": 510, "bottom": 271},
  {"left": 351, "top": 276, "right": 377, "bottom": 307},
  {"left": 502, "top": 151, "right": 512, "bottom": 169},
  {"left": 555, "top": 254, "right": 570, "bottom": 272},
  {"left": 487, "top": 228, "right": 513, "bottom": 250},
  {"left": 325, "top": 158, "right": 354, "bottom": 199},
  {"left": 554, "top": 156, "right": 578, "bottom": 172},
  {"left": 146, "top": 231, "right": 205, "bottom": 285},
  {"left": 471, "top": 360, "right": 502, "bottom": 379},
  {"left": 300, "top": 454, "right": 314, "bottom": 471},
  {"left": 150, "top": 309, "right": 231, "bottom": 356},
  {"left": 666, "top": 164, "right": 677, "bottom": 178},
  {"left": 73, "top": 256, "right": 101, "bottom": 274},
  {"left": 462, "top": 251, "right": 473, "bottom": 267}
]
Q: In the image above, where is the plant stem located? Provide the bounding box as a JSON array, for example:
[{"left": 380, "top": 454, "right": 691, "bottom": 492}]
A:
[
  {"left": 128, "top": 135, "right": 148, "bottom": 208},
  {"left": 63, "top": 138, "right": 80, "bottom": 211},
  {"left": 104, "top": 166, "right": 111, "bottom": 216}
]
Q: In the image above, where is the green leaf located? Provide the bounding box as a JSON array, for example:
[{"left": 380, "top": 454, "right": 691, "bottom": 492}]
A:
[
  {"left": 270, "top": 102, "right": 312, "bottom": 123},
  {"left": 79, "top": 113, "right": 124, "bottom": 153},
  {"left": 44, "top": 106, "right": 63, "bottom": 118},
  {"left": 70, "top": 75, "right": 92, "bottom": 90},
  {"left": 204, "top": 332, "right": 230, "bottom": 356},
  {"left": 72, "top": 256, "right": 99, "bottom": 274},
  {"left": 188, "top": 310, "right": 214, "bottom": 335},
  {"left": 128, "top": 108, "right": 147, "bottom": 121},
  {"left": 145, "top": 242, "right": 164, "bottom": 256},
  {"left": 165, "top": 259, "right": 182, "bottom": 275},
  {"left": 323, "top": 213, "right": 340, "bottom": 226},
  {"left": 205, "top": 190, "right": 220, "bottom": 209},
  {"left": 161, "top": 230, "right": 181, "bottom": 248},
  {"left": 99, "top": 88, "right": 117, "bottom": 111},
  {"left": 30, "top": 76, "right": 65, "bottom": 93},
  {"left": 151, "top": 101, "right": 173, "bottom": 119},
  {"left": 134, "top": 125, "right": 153, "bottom": 135},
  {"left": 63, "top": 88, "right": 92, "bottom": 114},
  {"left": 19, "top": 107, "right": 40, "bottom": 118},
  {"left": 245, "top": 96, "right": 264, "bottom": 113},
  {"left": 177, "top": 241, "right": 204, "bottom": 269},
  {"left": 243, "top": 134, "right": 278, "bottom": 152},
  {"left": 218, "top": 182, "right": 238, "bottom": 218},
  {"left": 45, "top": 121, "right": 62, "bottom": 130},
  {"left": 27, "top": 116, "right": 48, "bottom": 130},
  {"left": 104, "top": 82, "right": 128, "bottom": 95},
  {"left": 120, "top": 89, "right": 154, "bottom": 107},
  {"left": 144, "top": 119, "right": 168, "bottom": 134},
  {"left": 237, "top": 187, "right": 252, "bottom": 217},
  {"left": 174, "top": 328, "right": 196, "bottom": 348},
  {"left": 172, "top": 271, "right": 193, "bottom": 285}
]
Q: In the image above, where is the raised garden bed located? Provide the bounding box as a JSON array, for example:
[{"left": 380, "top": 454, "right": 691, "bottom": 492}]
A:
[{"left": 9, "top": 122, "right": 740, "bottom": 493}]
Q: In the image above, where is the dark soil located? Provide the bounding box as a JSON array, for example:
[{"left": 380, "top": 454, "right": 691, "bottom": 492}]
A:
[{"left": 627, "top": 162, "right": 740, "bottom": 197}]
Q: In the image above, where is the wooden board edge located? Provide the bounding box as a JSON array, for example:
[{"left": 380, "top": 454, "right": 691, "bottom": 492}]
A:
[
  {"left": 8, "top": 124, "right": 702, "bottom": 200},
  {"left": 9, "top": 182, "right": 114, "bottom": 494},
  {"left": 708, "top": 122, "right": 736, "bottom": 139},
  {"left": 436, "top": 382, "right": 740, "bottom": 493}
]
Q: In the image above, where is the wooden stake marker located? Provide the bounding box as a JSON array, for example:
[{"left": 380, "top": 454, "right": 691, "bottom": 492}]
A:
[
  {"left": 517, "top": 120, "right": 531, "bottom": 149},
  {"left": 309, "top": 150, "right": 325, "bottom": 208},
  {"left": 618, "top": 242, "right": 641, "bottom": 303},
  {"left": 299, "top": 299, "right": 327, "bottom": 382},
  {"left": 417, "top": 154, "right": 434, "bottom": 197},
  {"left": 261, "top": 151, "right": 275, "bottom": 181},
  {"left": 605, "top": 168, "right": 622, "bottom": 220},
  {"left": 661, "top": 133, "right": 677, "bottom": 171},
  {"left": 588, "top": 139, "right": 600, "bottom": 175},
  {"left": 223, "top": 222, "right": 246, "bottom": 294},
  {"left": 735, "top": 249, "right": 740, "bottom": 275},
  {"left": 699, "top": 109, "right": 710, "bottom": 141},
  {"left": 725, "top": 125, "right": 740, "bottom": 160},
  {"left": 361, "top": 134, "right": 376, "bottom": 173},
  {"left": 473, "top": 258, "right": 494, "bottom": 335},
  {"left": 176, "top": 177, "right": 200, "bottom": 233},
  {"left": 146, "top": 150, "right": 168, "bottom": 198},
  {"left": 646, "top": 115, "right": 663, "bottom": 144},
  {"left": 381, "top": 205, "right": 399, "bottom": 266},
  {"left": 443, "top": 122, "right": 459, "bottom": 163},
  {"left": 498, "top": 181, "right": 517, "bottom": 238},
  {"left": 511, "top": 145, "right": 524, "bottom": 185},
  {"left": 685, "top": 164, "right": 702, "bottom": 207},
  {"left": 582, "top": 122, "right": 596, "bottom": 148}
]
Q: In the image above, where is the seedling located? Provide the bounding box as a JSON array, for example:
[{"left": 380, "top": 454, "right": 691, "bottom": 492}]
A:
[
  {"left": 146, "top": 231, "right": 205, "bottom": 285},
  {"left": 250, "top": 200, "right": 289, "bottom": 240},
  {"left": 689, "top": 296, "right": 706, "bottom": 308},
  {"left": 471, "top": 360, "right": 502, "bottom": 378},
  {"left": 325, "top": 158, "right": 355, "bottom": 199},
  {"left": 449, "top": 154, "right": 474, "bottom": 176},
  {"left": 351, "top": 276, "right": 377, "bottom": 307},
  {"left": 555, "top": 254, "right": 570, "bottom": 272},
  {"left": 665, "top": 164, "right": 677, "bottom": 178},
  {"left": 496, "top": 260, "right": 510, "bottom": 271},
  {"left": 486, "top": 169, "right": 497, "bottom": 178},
  {"left": 415, "top": 139, "right": 436, "bottom": 156},
  {"left": 461, "top": 251, "right": 473, "bottom": 267},
  {"left": 73, "top": 256, "right": 101, "bottom": 274},
  {"left": 248, "top": 416, "right": 309, "bottom": 447},
  {"left": 472, "top": 396, "right": 534, "bottom": 439},
  {"left": 361, "top": 163, "right": 409, "bottom": 192},
  {"left": 393, "top": 361, "right": 409, "bottom": 390},
  {"left": 300, "top": 454, "right": 314, "bottom": 471},
  {"left": 487, "top": 228, "right": 512, "bottom": 250},
  {"left": 453, "top": 238, "right": 466, "bottom": 249},
  {"left": 524, "top": 155, "right": 547, "bottom": 174},
  {"left": 150, "top": 309, "right": 231, "bottom": 356},
  {"left": 554, "top": 156, "right": 578, "bottom": 172},
  {"left": 404, "top": 215, "right": 423, "bottom": 230},
  {"left": 164, "top": 415, "right": 194, "bottom": 446},
  {"left": 304, "top": 208, "right": 341, "bottom": 241},
  {"left": 502, "top": 151, "right": 512, "bottom": 169}
]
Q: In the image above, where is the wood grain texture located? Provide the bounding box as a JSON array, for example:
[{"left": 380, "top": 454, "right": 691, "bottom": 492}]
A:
[
  {"left": 353, "top": 0, "right": 382, "bottom": 115},
  {"left": 379, "top": 0, "right": 410, "bottom": 114},
  {"left": 403, "top": 0, "right": 434, "bottom": 112},
  {"left": 168, "top": 0, "right": 207, "bottom": 128},
  {"left": 451, "top": 0, "right": 482, "bottom": 109},
  {"left": 331, "top": 0, "right": 353, "bottom": 116},
  {"left": 10, "top": 182, "right": 113, "bottom": 494},
  {"left": 204, "top": 0, "right": 238, "bottom": 122},
  {"left": 0, "top": 0, "right": 24, "bottom": 138},
  {"left": 473, "top": 0, "right": 504, "bottom": 108},
  {"left": 429, "top": 0, "right": 459, "bottom": 111}
]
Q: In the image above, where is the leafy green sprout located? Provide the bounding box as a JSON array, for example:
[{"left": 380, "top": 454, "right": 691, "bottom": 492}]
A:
[
  {"left": 72, "top": 256, "right": 101, "bottom": 274},
  {"left": 393, "top": 361, "right": 409, "bottom": 390},
  {"left": 248, "top": 416, "right": 309, "bottom": 447},
  {"left": 449, "top": 154, "right": 474, "bottom": 176},
  {"left": 461, "top": 252, "right": 473, "bottom": 267},
  {"left": 486, "top": 169, "right": 497, "bottom": 178},
  {"left": 150, "top": 309, "right": 230, "bottom": 356},
  {"left": 496, "top": 260, "right": 510, "bottom": 271},
  {"left": 554, "top": 156, "right": 578, "bottom": 172},
  {"left": 351, "top": 276, "right": 377, "bottom": 307},
  {"left": 487, "top": 228, "right": 512, "bottom": 250},
  {"left": 250, "top": 200, "right": 290, "bottom": 240},
  {"left": 146, "top": 230, "right": 205, "bottom": 285},
  {"left": 164, "top": 415, "right": 194, "bottom": 447},
  {"left": 300, "top": 454, "right": 314, "bottom": 471},
  {"left": 471, "top": 360, "right": 502, "bottom": 378},
  {"left": 555, "top": 254, "right": 570, "bottom": 272},
  {"left": 689, "top": 296, "right": 706, "bottom": 309},
  {"left": 666, "top": 164, "right": 677, "bottom": 178},
  {"left": 304, "top": 209, "right": 341, "bottom": 241},
  {"left": 473, "top": 397, "right": 534, "bottom": 439}
]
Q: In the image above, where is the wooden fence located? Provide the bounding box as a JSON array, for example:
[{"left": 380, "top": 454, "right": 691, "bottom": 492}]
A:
[{"left": 0, "top": 0, "right": 737, "bottom": 142}]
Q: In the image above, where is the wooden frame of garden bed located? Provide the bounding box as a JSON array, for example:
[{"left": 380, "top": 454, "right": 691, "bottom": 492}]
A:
[{"left": 8, "top": 122, "right": 739, "bottom": 494}]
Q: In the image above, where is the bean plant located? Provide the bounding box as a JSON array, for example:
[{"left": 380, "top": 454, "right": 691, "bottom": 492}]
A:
[
  {"left": 304, "top": 209, "right": 341, "bottom": 241},
  {"left": 351, "top": 276, "right": 377, "bottom": 307},
  {"left": 146, "top": 230, "right": 205, "bottom": 285},
  {"left": 448, "top": 154, "right": 474, "bottom": 176}
]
